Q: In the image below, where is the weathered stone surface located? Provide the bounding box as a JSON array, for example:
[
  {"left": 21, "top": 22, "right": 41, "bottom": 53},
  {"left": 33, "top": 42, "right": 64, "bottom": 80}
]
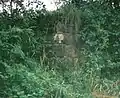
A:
[
  {"left": 52, "top": 44, "right": 65, "bottom": 57},
  {"left": 45, "top": 22, "right": 84, "bottom": 65}
]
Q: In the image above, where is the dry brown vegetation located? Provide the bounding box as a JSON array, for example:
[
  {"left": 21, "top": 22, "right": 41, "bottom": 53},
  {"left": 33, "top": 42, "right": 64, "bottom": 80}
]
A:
[{"left": 92, "top": 91, "right": 119, "bottom": 98}]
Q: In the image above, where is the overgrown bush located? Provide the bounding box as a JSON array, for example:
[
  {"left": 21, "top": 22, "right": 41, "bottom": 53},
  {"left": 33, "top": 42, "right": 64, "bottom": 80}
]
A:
[{"left": 0, "top": 0, "right": 120, "bottom": 98}]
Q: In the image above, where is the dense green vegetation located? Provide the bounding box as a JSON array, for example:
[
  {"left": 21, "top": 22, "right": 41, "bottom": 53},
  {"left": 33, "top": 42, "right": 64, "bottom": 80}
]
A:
[{"left": 0, "top": 0, "right": 120, "bottom": 98}]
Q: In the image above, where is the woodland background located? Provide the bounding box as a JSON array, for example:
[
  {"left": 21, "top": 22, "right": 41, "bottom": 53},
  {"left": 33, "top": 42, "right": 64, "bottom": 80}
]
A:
[{"left": 0, "top": 0, "right": 120, "bottom": 98}]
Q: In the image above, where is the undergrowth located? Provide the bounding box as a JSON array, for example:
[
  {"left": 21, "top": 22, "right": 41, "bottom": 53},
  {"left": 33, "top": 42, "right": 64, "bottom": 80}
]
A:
[{"left": 0, "top": 0, "right": 120, "bottom": 98}]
